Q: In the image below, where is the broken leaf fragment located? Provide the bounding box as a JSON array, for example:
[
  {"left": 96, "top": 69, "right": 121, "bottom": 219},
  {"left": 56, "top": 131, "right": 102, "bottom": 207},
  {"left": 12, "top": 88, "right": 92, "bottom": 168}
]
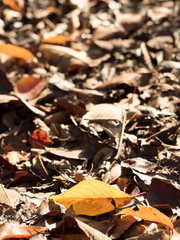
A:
[
  {"left": 49, "top": 179, "right": 133, "bottom": 216},
  {"left": 117, "top": 206, "right": 173, "bottom": 230}
]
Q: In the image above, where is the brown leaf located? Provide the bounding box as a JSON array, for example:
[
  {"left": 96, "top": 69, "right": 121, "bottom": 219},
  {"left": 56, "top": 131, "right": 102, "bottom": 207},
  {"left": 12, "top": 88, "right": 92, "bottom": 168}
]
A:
[
  {"left": 46, "top": 135, "right": 98, "bottom": 160},
  {"left": 40, "top": 44, "right": 97, "bottom": 67},
  {"left": 108, "top": 216, "right": 137, "bottom": 239},
  {"left": 96, "top": 72, "right": 142, "bottom": 90},
  {"left": 15, "top": 76, "right": 46, "bottom": 100},
  {"left": 56, "top": 98, "right": 86, "bottom": 116},
  {"left": 2, "top": 0, "right": 24, "bottom": 13},
  {"left": 146, "top": 178, "right": 180, "bottom": 210}
]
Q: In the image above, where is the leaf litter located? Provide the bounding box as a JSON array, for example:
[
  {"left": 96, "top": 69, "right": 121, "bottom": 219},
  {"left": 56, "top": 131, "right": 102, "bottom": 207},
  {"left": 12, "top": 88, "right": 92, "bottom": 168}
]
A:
[{"left": 0, "top": 0, "right": 179, "bottom": 239}]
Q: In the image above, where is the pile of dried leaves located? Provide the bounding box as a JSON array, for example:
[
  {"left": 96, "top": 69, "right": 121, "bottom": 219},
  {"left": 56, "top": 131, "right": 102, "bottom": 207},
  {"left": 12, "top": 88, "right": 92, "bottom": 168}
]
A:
[{"left": 0, "top": 0, "right": 180, "bottom": 239}]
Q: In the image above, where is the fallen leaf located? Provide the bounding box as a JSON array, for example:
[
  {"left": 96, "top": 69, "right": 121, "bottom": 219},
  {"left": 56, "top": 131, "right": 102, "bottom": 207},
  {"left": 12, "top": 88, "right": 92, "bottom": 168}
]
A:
[
  {"left": 46, "top": 135, "right": 98, "bottom": 160},
  {"left": 2, "top": 0, "right": 23, "bottom": 13},
  {"left": 12, "top": 92, "right": 46, "bottom": 117},
  {"left": 0, "top": 221, "right": 47, "bottom": 240},
  {"left": 41, "top": 35, "right": 73, "bottom": 44},
  {"left": 49, "top": 179, "right": 133, "bottom": 216},
  {"left": 15, "top": 76, "right": 46, "bottom": 100},
  {"left": 82, "top": 103, "right": 124, "bottom": 121},
  {"left": 0, "top": 155, "right": 17, "bottom": 172},
  {"left": 117, "top": 206, "right": 173, "bottom": 230},
  {"left": 28, "top": 129, "right": 53, "bottom": 149},
  {"left": 13, "top": 171, "right": 40, "bottom": 185},
  {"left": 108, "top": 215, "right": 137, "bottom": 239},
  {"left": 0, "top": 186, "right": 20, "bottom": 207},
  {"left": 96, "top": 72, "right": 141, "bottom": 90},
  {"left": 56, "top": 98, "right": 86, "bottom": 116},
  {"left": 146, "top": 178, "right": 180, "bottom": 209},
  {"left": 0, "top": 44, "right": 36, "bottom": 61}
]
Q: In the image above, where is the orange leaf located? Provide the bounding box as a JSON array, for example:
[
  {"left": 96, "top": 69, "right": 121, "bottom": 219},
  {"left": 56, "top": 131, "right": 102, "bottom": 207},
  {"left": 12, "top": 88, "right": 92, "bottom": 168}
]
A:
[
  {"left": 2, "top": 0, "right": 23, "bottom": 13},
  {"left": 28, "top": 129, "right": 53, "bottom": 149},
  {"left": 0, "top": 44, "right": 36, "bottom": 61},
  {"left": 15, "top": 76, "right": 46, "bottom": 100},
  {"left": 0, "top": 221, "right": 47, "bottom": 239},
  {"left": 41, "top": 35, "right": 73, "bottom": 44},
  {"left": 49, "top": 179, "right": 133, "bottom": 216},
  {"left": 117, "top": 206, "right": 173, "bottom": 230}
]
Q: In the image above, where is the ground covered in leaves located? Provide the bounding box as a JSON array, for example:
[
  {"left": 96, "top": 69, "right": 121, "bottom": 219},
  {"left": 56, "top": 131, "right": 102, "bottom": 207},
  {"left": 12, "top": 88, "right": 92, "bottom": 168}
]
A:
[{"left": 0, "top": 0, "right": 180, "bottom": 239}]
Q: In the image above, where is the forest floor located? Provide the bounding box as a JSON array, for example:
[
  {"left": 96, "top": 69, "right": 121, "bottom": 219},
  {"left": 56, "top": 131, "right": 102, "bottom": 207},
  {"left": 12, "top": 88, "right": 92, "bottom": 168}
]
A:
[{"left": 0, "top": 0, "right": 180, "bottom": 239}]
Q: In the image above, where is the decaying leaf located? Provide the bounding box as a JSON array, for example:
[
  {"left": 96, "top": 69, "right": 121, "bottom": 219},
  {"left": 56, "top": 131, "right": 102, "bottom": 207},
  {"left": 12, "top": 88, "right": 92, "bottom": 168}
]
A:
[
  {"left": 28, "top": 129, "right": 53, "bottom": 149},
  {"left": 49, "top": 179, "right": 133, "bottom": 216}
]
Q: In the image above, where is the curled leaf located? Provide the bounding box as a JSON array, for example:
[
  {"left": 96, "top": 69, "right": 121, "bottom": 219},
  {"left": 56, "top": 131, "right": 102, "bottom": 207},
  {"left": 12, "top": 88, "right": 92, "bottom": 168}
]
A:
[{"left": 28, "top": 129, "right": 53, "bottom": 149}]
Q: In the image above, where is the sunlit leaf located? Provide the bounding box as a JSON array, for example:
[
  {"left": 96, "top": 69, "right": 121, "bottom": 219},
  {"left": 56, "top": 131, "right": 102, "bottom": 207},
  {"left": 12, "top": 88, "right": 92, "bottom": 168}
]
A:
[
  {"left": 0, "top": 44, "right": 36, "bottom": 61},
  {"left": 28, "top": 129, "right": 53, "bottom": 149},
  {"left": 41, "top": 35, "right": 73, "bottom": 44},
  {"left": 49, "top": 179, "right": 133, "bottom": 216},
  {"left": 117, "top": 206, "right": 173, "bottom": 230},
  {"left": 2, "top": 0, "right": 23, "bottom": 13},
  {"left": 15, "top": 76, "right": 46, "bottom": 100},
  {"left": 0, "top": 221, "right": 47, "bottom": 240}
]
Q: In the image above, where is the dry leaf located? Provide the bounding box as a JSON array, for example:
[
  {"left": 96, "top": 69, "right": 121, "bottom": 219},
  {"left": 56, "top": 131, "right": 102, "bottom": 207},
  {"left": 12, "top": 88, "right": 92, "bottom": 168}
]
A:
[
  {"left": 15, "top": 76, "right": 46, "bottom": 100},
  {"left": 82, "top": 104, "right": 124, "bottom": 121},
  {"left": 0, "top": 186, "right": 20, "bottom": 207},
  {"left": 49, "top": 179, "right": 133, "bottom": 216},
  {"left": 96, "top": 72, "right": 141, "bottom": 90},
  {"left": 0, "top": 44, "right": 36, "bottom": 61},
  {"left": 2, "top": 0, "right": 23, "bottom": 13},
  {"left": 0, "top": 221, "right": 47, "bottom": 240},
  {"left": 117, "top": 206, "right": 173, "bottom": 230},
  {"left": 109, "top": 215, "right": 137, "bottom": 239},
  {"left": 41, "top": 35, "right": 73, "bottom": 44},
  {"left": 28, "top": 129, "right": 53, "bottom": 149},
  {"left": 40, "top": 44, "right": 94, "bottom": 67}
]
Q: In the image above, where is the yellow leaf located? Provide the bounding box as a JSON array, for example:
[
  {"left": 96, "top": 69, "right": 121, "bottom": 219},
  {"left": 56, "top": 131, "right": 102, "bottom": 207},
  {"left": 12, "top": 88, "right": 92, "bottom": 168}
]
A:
[
  {"left": 117, "top": 206, "right": 173, "bottom": 230},
  {"left": 49, "top": 179, "right": 133, "bottom": 216},
  {"left": 0, "top": 44, "right": 35, "bottom": 61}
]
